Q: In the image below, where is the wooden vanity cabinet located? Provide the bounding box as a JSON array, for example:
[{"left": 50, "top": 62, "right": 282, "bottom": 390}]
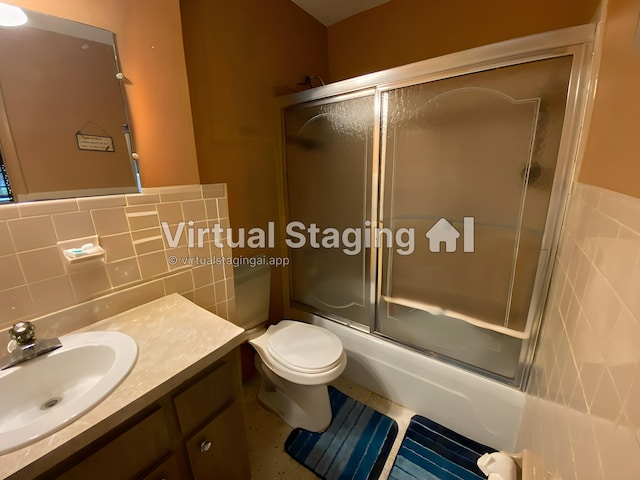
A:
[
  {"left": 185, "top": 402, "right": 250, "bottom": 480},
  {"left": 38, "top": 348, "right": 250, "bottom": 480},
  {"left": 54, "top": 408, "right": 171, "bottom": 480},
  {"left": 138, "top": 455, "right": 182, "bottom": 480},
  {"left": 173, "top": 353, "right": 251, "bottom": 480}
]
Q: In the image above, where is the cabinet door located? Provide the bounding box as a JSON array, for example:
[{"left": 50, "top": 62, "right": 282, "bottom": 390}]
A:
[
  {"left": 58, "top": 408, "right": 170, "bottom": 480},
  {"left": 139, "top": 455, "right": 181, "bottom": 480},
  {"left": 173, "top": 357, "right": 233, "bottom": 435},
  {"left": 185, "top": 402, "right": 250, "bottom": 480}
]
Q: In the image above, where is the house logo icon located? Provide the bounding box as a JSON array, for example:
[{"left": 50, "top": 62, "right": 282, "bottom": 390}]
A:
[{"left": 425, "top": 217, "right": 475, "bottom": 253}]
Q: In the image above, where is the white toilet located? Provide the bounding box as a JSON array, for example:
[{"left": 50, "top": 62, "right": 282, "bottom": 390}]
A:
[{"left": 234, "top": 261, "right": 347, "bottom": 432}]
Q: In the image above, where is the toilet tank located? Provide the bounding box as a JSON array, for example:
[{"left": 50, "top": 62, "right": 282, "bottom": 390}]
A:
[{"left": 233, "top": 260, "right": 271, "bottom": 330}]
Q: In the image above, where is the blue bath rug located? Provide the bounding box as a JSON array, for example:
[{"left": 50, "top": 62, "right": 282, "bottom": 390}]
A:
[
  {"left": 388, "top": 415, "right": 496, "bottom": 480},
  {"left": 285, "top": 386, "right": 398, "bottom": 480}
]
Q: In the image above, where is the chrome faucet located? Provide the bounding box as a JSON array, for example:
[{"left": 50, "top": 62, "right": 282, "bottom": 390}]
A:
[{"left": 0, "top": 322, "right": 62, "bottom": 370}]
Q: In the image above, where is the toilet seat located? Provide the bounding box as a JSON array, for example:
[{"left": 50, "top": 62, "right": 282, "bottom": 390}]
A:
[
  {"left": 267, "top": 322, "right": 344, "bottom": 374},
  {"left": 249, "top": 320, "right": 347, "bottom": 385}
]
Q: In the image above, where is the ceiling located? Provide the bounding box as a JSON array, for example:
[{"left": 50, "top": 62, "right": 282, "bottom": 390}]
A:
[{"left": 291, "top": 0, "right": 392, "bottom": 26}]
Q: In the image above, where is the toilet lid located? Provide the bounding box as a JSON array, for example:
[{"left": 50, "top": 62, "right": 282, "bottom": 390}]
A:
[{"left": 267, "top": 323, "right": 343, "bottom": 373}]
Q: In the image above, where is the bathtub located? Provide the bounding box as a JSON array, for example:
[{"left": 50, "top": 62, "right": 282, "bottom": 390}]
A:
[{"left": 311, "top": 316, "right": 525, "bottom": 451}]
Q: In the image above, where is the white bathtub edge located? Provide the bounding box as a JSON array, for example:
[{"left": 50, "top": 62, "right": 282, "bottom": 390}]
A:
[{"left": 313, "top": 317, "right": 525, "bottom": 451}]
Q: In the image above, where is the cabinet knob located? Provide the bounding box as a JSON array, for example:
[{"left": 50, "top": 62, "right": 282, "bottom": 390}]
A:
[{"left": 199, "top": 440, "right": 212, "bottom": 453}]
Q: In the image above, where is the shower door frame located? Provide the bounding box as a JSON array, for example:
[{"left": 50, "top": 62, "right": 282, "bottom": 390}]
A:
[{"left": 276, "top": 24, "right": 595, "bottom": 389}]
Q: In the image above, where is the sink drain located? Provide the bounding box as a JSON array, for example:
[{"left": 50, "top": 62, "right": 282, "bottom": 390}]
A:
[{"left": 40, "top": 396, "right": 62, "bottom": 410}]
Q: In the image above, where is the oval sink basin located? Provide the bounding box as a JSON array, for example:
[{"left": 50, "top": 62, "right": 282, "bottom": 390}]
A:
[{"left": 0, "top": 330, "right": 138, "bottom": 454}]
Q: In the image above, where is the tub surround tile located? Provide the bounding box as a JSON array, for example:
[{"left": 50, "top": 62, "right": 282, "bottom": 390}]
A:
[
  {"left": 517, "top": 183, "right": 640, "bottom": 479},
  {"left": 597, "top": 191, "right": 640, "bottom": 234}
]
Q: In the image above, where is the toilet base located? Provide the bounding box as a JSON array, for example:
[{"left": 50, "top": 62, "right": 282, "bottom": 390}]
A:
[{"left": 255, "top": 356, "right": 332, "bottom": 432}]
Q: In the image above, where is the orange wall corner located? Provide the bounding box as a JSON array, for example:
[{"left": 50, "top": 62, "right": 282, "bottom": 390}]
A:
[{"left": 579, "top": 0, "right": 640, "bottom": 198}]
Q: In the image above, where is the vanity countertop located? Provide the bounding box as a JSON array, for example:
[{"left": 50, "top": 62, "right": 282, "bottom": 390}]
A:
[{"left": 1, "top": 293, "right": 245, "bottom": 480}]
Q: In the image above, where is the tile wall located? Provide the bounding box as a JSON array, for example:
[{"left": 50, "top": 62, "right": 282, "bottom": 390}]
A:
[
  {"left": 0, "top": 184, "right": 236, "bottom": 334},
  {"left": 517, "top": 182, "right": 640, "bottom": 479}
]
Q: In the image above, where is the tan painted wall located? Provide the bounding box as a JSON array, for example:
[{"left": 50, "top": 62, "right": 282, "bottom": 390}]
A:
[
  {"left": 11, "top": 0, "right": 200, "bottom": 188},
  {"left": 181, "top": 0, "right": 329, "bottom": 318},
  {"left": 328, "top": 0, "right": 599, "bottom": 82},
  {"left": 579, "top": 0, "right": 640, "bottom": 198}
]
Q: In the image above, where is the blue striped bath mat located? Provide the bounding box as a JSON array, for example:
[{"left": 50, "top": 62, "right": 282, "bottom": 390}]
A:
[
  {"left": 388, "top": 415, "right": 496, "bottom": 480},
  {"left": 285, "top": 386, "right": 398, "bottom": 480}
]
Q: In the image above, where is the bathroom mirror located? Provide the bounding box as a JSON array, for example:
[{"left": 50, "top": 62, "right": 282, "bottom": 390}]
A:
[{"left": 0, "top": 5, "right": 139, "bottom": 203}]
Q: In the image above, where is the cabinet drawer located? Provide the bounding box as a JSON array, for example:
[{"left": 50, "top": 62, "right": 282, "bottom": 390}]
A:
[
  {"left": 139, "top": 455, "right": 181, "bottom": 480},
  {"left": 173, "top": 357, "right": 233, "bottom": 434},
  {"left": 185, "top": 402, "right": 250, "bottom": 480},
  {"left": 58, "top": 408, "right": 170, "bottom": 480}
]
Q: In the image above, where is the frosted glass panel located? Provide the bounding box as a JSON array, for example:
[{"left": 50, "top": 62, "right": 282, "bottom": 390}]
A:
[
  {"left": 378, "top": 56, "right": 573, "bottom": 378},
  {"left": 284, "top": 95, "right": 374, "bottom": 327}
]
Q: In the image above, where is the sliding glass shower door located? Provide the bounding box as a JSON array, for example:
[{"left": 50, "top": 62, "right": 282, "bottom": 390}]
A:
[
  {"left": 279, "top": 34, "right": 591, "bottom": 386},
  {"left": 377, "top": 56, "right": 573, "bottom": 379},
  {"left": 284, "top": 93, "right": 375, "bottom": 329}
]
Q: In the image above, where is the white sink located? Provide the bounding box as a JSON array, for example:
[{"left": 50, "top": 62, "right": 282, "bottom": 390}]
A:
[{"left": 0, "top": 330, "right": 138, "bottom": 454}]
